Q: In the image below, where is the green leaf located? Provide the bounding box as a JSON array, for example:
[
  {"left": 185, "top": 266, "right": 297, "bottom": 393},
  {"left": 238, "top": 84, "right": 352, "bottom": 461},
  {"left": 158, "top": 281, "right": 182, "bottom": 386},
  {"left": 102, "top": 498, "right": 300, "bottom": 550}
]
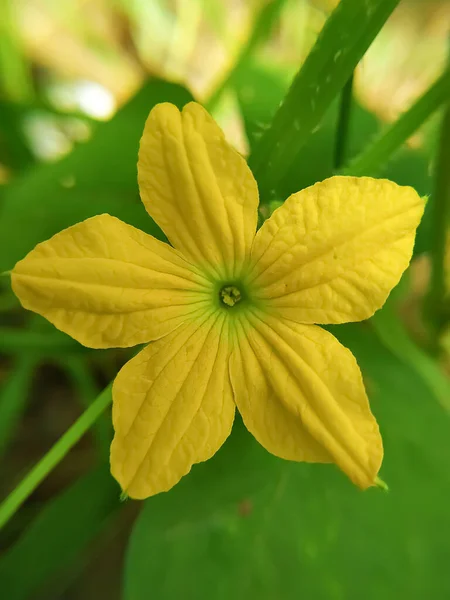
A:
[
  {"left": 0, "top": 464, "right": 120, "bottom": 600},
  {"left": 334, "top": 73, "right": 354, "bottom": 169},
  {"left": 0, "top": 80, "right": 193, "bottom": 271},
  {"left": 234, "top": 61, "right": 290, "bottom": 149},
  {"left": 248, "top": 0, "right": 401, "bottom": 195},
  {"left": 124, "top": 325, "right": 450, "bottom": 600},
  {"left": 129, "top": 416, "right": 279, "bottom": 536}
]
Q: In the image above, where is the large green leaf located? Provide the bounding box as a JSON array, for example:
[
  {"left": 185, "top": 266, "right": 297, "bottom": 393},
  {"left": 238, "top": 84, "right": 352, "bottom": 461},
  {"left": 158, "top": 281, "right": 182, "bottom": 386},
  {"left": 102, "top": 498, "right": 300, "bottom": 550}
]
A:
[
  {"left": 124, "top": 324, "right": 450, "bottom": 600},
  {"left": 128, "top": 415, "right": 279, "bottom": 536},
  {"left": 0, "top": 80, "right": 193, "bottom": 271},
  {"left": 0, "top": 464, "right": 120, "bottom": 600}
]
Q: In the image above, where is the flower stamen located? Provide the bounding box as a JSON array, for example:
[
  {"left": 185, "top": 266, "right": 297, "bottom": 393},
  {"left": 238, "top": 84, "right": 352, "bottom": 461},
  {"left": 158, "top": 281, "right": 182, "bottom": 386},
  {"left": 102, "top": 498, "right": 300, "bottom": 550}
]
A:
[{"left": 219, "top": 285, "right": 242, "bottom": 307}]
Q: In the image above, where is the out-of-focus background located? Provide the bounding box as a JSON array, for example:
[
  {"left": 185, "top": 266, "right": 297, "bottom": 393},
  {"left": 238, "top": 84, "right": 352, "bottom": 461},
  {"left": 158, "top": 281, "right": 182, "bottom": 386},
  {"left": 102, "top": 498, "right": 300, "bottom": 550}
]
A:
[
  {"left": 1, "top": 0, "right": 448, "bottom": 165},
  {"left": 1, "top": 1, "right": 450, "bottom": 599}
]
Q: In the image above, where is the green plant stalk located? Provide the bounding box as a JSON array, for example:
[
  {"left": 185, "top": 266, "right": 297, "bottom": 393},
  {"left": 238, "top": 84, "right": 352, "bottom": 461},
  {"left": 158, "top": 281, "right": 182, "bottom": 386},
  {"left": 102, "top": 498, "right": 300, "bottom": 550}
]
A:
[
  {"left": 205, "top": 0, "right": 289, "bottom": 112},
  {"left": 342, "top": 69, "right": 450, "bottom": 176},
  {"left": 249, "top": 0, "right": 401, "bottom": 195},
  {"left": 0, "top": 386, "right": 112, "bottom": 531},
  {"left": 334, "top": 72, "right": 354, "bottom": 169},
  {"left": 426, "top": 101, "right": 450, "bottom": 335}
]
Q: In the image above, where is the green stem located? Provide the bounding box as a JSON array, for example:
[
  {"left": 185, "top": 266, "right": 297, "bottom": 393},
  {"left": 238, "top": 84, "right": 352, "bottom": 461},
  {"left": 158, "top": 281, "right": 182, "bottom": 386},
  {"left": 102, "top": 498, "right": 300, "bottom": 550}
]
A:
[
  {"left": 342, "top": 69, "right": 450, "bottom": 176},
  {"left": 426, "top": 101, "right": 450, "bottom": 336},
  {"left": 0, "top": 386, "right": 112, "bottom": 530},
  {"left": 249, "top": 0, "right": 401, "bottom": 193},
  {"left": 334, "top": 72, "right": 354, "bottom": 169}
]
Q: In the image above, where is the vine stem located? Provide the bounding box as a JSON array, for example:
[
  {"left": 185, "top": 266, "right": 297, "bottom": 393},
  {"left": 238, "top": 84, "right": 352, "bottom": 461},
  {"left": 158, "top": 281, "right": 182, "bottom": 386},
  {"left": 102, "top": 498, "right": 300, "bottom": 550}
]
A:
[
  {"left": 341, "top": 69, "right": 450, "bottom": 176},
  {"left": 426, "top": 101, "right": 450, "bottom": 337},
  {"left": 0, "top": 386, "right": 112, "bottom": 530}
]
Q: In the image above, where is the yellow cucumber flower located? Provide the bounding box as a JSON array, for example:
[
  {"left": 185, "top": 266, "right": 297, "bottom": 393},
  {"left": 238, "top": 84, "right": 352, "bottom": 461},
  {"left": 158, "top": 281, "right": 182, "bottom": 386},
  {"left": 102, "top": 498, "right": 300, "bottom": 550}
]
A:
[{"left": 11, "top": 102, "right": 424, "bottom": 499}]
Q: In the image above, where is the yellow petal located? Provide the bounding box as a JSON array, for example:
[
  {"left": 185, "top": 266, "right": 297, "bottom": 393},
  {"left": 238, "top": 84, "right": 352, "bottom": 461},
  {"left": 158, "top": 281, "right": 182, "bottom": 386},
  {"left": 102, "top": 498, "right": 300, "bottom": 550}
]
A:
[
  {"left": 110, "top": 313, "right": 235, "bottom": 499},
  {"left": 229, "top": 311, "right": 383, "bottom": 489},
  {"left": 250, "top": 176, "right": 424, "bottom": 324},
  {"left": 12, "top": 214, "right": 211, "bottom": 348},
  {"left": 138, "top": 102, "right": 259, "bottom": 278}
]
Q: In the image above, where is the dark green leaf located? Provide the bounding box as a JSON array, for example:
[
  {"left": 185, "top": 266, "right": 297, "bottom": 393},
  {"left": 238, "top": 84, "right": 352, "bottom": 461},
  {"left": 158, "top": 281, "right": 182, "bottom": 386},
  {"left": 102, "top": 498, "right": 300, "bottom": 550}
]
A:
[{"left": 124, "top": 325, "right": 450, "bottom": 600}]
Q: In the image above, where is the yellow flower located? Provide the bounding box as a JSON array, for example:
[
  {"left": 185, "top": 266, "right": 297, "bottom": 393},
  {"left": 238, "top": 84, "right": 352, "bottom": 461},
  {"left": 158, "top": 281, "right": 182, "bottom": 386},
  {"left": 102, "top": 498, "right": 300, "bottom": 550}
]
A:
[{"left": 11, "top": 102, "right": 424, "bottom": 499}]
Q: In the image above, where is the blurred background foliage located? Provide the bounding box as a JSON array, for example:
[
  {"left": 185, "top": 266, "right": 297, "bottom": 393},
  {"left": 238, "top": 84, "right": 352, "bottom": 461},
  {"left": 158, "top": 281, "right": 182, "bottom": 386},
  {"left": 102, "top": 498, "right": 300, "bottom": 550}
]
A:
[{"left": 0, "top": 0, "right": 450, "bottom": 598}]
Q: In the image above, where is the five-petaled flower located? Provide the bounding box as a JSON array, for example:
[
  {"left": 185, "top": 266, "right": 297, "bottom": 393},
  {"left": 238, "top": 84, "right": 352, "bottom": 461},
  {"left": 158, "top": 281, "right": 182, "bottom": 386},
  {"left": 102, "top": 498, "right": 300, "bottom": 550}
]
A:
[{"left": 11, "top": 102, "right": 424, "bottom": 499}]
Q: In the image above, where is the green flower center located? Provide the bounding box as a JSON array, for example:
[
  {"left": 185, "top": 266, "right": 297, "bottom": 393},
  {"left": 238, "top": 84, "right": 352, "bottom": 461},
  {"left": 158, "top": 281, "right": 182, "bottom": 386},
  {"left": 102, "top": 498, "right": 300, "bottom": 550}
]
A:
[{"left": 219, "top": 285, "right": 242, "bottom": 308}]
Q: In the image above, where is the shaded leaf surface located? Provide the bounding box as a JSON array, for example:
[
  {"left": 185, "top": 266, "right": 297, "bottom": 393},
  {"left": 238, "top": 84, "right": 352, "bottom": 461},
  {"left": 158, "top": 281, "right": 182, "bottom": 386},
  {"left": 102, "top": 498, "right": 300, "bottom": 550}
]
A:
[{"left": 125, "top": 324, "right": 450, "bottom": 600}]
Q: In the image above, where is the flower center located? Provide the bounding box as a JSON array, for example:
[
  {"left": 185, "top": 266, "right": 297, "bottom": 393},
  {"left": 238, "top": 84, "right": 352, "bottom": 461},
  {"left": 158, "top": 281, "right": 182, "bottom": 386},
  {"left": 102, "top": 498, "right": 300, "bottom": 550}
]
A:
[{"left": 219, "top": 285, "right": 242, "bottom": 308}]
